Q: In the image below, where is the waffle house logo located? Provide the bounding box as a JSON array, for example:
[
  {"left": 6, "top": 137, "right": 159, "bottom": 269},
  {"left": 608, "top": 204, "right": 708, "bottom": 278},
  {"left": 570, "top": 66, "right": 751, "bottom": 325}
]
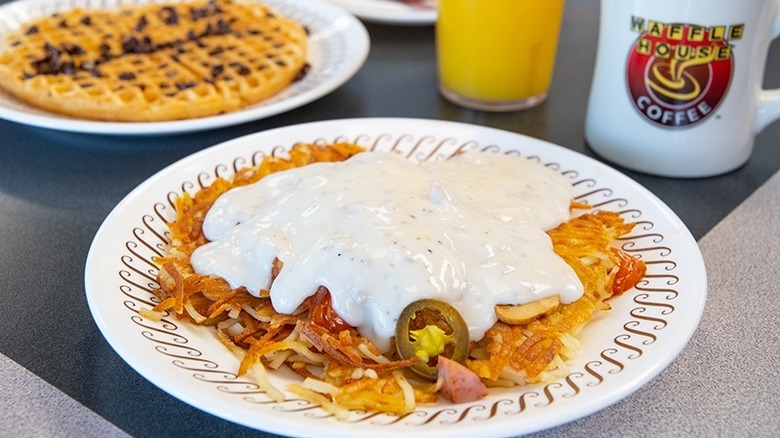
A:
[{"left": 627, "top": 17, "right": 742, "bottom": 128}]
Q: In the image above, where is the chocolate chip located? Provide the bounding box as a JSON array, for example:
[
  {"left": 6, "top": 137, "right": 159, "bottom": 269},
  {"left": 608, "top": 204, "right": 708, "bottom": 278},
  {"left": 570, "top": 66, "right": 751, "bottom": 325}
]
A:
[
  {"left": 190, "top": 0, "right": 221, "bottom": 20},
  {"left": 215, "top": 19, "right": 230, "bottom": 35},
  {"left": 58, "top": 19, "right": 68, "bottom": 28},
  {"left": 230, "top": 62, "right": 250, "bottom": 76},
  {"left": 119, "top": 72, "right": 136, "bottom": 80},
  {"left": 122, "top": 35, "right": 155, "bottom": 54},
  {"left": 160, "top": 6, "right": 179, "bottom": 25},
  {"left": 135, "top": 15, "right": 148, "bottom": 32},
  {"left": 175, "top": 81, "right": 196, "bottom": 90},
  {"left": 80, "top": 16, "right": 91, "bottom": 26},
  {"left": 64, "top": 44, "right": 85, "bottom": 56},
  {"left": 25, "top": 25, "right": 39, "bottom": 35},
  {"left": 61, "top": 61, "right": 75, "bottom": 75},
  {"left": 208, "top": 46, "right": 224, "bottom": 56},
  {"left": 210, "top": 65, "right": 224, "bottom": 77},
  {"left": 32, "top": 43, "right": 62, "bottom": 75},
  {"left": 293, "top": 63, "right": 310, "bottom": 82},
  {"left": 99, "top": 43, "right": 112, "bottom": 58}
]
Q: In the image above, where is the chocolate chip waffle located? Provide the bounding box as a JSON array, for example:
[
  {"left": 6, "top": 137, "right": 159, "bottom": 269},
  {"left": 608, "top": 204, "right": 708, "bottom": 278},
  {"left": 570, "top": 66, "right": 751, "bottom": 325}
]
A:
[{"left": 0, "top": 0, "right": 308, "bottom": 122}]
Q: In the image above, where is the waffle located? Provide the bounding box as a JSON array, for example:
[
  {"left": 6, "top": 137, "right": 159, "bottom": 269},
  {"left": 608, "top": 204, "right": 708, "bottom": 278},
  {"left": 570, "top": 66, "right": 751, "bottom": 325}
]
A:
[{"left": 0, "top": 0, "right": 308, "bottom": 122}]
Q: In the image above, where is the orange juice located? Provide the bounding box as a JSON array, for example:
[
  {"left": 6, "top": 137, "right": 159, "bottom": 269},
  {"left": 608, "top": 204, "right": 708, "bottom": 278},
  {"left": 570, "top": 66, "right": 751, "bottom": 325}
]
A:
[{"left": 437, "top": 0, "right": 565, "bottom": 110}]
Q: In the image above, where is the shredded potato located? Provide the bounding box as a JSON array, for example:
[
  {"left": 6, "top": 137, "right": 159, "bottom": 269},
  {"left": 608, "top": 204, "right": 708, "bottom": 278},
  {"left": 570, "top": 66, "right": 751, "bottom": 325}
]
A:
[{"left": 152, "top": 143, "right": 645, "bottom": 416}]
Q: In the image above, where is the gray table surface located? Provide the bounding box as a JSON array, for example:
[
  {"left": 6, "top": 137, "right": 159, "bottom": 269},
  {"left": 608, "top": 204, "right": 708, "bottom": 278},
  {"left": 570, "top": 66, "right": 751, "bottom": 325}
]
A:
[
  {"left": 1, "top": 0, "right": 779, "bottom": 436},
  {"left": 5, "top": 165, "right": 780, "bottom": 437}
]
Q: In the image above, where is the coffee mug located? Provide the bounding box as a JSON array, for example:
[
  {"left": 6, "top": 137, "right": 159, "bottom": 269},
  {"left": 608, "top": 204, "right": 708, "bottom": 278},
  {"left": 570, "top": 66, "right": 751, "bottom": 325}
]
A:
[{"left": 585, "top": 0, "right": 780, "bottom": 177}]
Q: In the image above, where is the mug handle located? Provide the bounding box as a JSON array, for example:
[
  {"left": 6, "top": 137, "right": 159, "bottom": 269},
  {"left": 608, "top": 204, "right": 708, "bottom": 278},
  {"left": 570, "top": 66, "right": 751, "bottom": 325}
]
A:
[{"left": 756, "top": 0, "right": 780, "bottom": 132}]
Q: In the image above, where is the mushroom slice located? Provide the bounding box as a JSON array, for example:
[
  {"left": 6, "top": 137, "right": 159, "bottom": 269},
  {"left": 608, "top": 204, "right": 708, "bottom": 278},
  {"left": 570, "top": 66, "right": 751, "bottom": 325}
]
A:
[{"left": 494, "top": 295, "right": 561, "bottom": 325}]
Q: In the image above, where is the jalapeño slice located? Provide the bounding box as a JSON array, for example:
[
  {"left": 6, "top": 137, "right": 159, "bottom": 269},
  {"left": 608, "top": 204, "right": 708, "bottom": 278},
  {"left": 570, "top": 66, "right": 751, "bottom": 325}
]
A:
[{"left": 394, "top": 299, "right": 469, "bottom": 380}]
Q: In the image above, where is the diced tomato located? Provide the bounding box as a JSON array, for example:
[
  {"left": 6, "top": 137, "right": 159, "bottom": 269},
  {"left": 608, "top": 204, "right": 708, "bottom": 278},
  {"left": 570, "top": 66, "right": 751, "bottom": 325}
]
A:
[
  {"left": 611, "top": 247, "right": 647, "bottom": 296},
  {"left": 308, "top": 286, "right": 352, "bottom": 333}
]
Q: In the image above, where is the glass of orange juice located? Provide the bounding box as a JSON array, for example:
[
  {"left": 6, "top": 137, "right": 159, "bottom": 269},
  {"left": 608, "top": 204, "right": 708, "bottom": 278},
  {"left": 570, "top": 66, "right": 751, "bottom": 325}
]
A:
[{"left": 437, "top": 0, "right": 566, "bottom": 111}]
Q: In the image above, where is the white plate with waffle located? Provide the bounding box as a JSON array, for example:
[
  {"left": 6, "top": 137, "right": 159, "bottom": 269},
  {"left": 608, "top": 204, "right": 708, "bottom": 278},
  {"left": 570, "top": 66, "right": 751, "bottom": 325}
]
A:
[
  {"left": 0, "top": 0, "right": 369, "bottom": 135},
  {"left": 327, "top": 0, "right": 436, "bottom": 25}
]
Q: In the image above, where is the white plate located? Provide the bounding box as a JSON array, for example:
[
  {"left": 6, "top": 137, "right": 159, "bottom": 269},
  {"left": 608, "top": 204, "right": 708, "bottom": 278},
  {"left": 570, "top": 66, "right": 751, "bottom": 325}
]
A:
[
  {"left": 85, "top": 118, "right": 707, "bottom": 437},
  {"left": 0, "top": 0, "right": 369, "bottom": 135},
  {"left": 326, "top": 0, "right": 435, "bottom": 25}
]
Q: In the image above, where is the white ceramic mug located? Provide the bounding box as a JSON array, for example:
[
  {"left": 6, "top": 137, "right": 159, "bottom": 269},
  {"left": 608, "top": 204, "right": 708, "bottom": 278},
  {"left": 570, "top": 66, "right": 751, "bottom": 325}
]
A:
[{"left": 585, "top": 0, "right": 780, "bottom": 177}]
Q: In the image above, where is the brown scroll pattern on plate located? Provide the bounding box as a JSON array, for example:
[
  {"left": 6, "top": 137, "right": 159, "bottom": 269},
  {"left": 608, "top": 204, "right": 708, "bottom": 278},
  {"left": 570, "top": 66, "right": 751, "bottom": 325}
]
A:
[{"left": 115, "top": 131, "right": 681, "bottom": 426}]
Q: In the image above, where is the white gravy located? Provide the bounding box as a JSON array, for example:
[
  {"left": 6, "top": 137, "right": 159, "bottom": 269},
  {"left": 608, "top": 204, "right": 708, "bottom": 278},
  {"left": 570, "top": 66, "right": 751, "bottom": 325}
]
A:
[{"left": 190, "top": 151, "right": 583, "bottom": 352}]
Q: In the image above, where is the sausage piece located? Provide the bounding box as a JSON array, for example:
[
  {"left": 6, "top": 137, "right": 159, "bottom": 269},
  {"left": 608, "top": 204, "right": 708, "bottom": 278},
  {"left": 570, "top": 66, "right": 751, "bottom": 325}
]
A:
[{"left": 437, "top": 356, "right": 488, "bottom": 403}]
